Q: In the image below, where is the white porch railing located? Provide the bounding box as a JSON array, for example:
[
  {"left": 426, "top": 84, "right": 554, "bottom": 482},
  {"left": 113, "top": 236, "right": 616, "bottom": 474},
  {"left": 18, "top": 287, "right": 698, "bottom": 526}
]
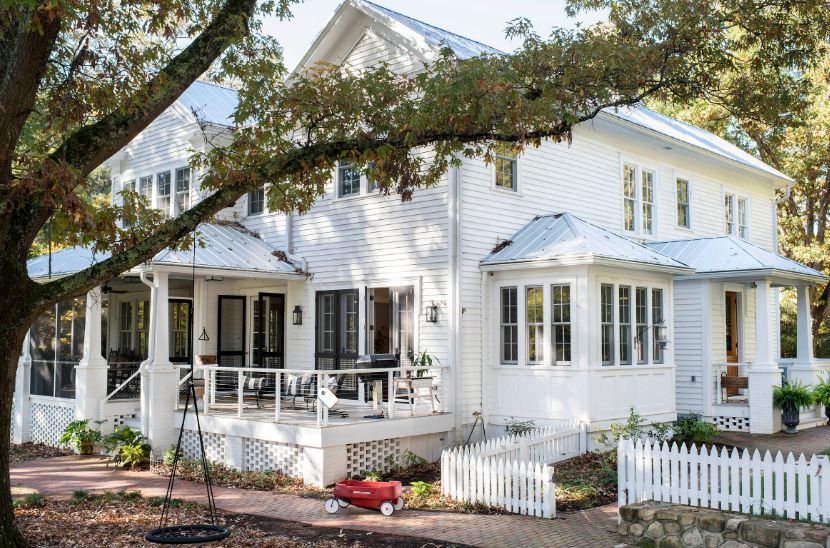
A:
[
  {"left": 177, "top": 363, "right": 448, "bottom": 427},
  {"left": 105, "top": 362, "right": 142, "bottom": 401},
  {"left": 715, "top": 363, "right": 749, "bottom": 405}
]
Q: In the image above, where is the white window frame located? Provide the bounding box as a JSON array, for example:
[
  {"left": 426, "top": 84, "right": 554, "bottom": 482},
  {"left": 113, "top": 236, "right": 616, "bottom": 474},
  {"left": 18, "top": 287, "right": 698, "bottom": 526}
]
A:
[
  {"left": 174, "top": 167, "right": 191, "bottom": 215},
  {"left": 138, "top": 175, "right": 153, "bottom": 205},
  {"left": 247, "top": 185, "right": 266, "bottom": 216},
  {"left": 675, "top": 175, "right": 692, "bottom": 229},
  {"left": 724, "top": 190, "right": 750, "bottom": 239},
  {"left": 492, "top": 142, "right": 520, "bottom": 193},
  {"left": 620, "top": 159, "right": 658, "bottom": 237},
  {"left": 597, "top": 277, "right": 670, "bottom": 368},
  {"left": 333, "top": 161, "right": 379, "bottom": 200},
  {"left": 494, "top": 276, "right": 576, "bottom": 368},
  {"left": 156, "top": 171, "right": 172, "bottom": 217}
]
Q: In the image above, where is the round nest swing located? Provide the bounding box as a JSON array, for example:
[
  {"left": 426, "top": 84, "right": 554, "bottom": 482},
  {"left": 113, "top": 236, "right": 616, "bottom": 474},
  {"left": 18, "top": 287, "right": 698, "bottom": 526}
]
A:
[{"left": 145, "top": 230, "right": 231, "bottom": 545}]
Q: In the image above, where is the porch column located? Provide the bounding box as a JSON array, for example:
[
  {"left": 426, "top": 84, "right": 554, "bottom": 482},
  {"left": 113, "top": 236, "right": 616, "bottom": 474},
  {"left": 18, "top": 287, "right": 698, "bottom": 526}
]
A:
[
  {"left": 796, "top": 284, "right": 815, "bottom": 365},
  {"left": 12, "top": 333, "right": 32, "bottom": 444},
  {"left": 749, "top": 279, "right": 782, "bottom": 434},
  {"left": 75, "top": 287, "right": 109, "bottom": 421},
  {"left": 140, "top": 271, "right": 177, "bottom": 454}
]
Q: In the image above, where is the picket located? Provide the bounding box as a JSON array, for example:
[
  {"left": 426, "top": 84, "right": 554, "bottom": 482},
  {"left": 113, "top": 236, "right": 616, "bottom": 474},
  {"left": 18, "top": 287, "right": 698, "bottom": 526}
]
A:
[{"left": 619, "top": 439, "right": 830, "bottom": 525}]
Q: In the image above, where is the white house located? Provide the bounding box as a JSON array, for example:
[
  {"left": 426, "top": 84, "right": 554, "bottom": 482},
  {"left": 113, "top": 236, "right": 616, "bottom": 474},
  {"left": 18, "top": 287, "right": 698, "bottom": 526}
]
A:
[{"left": 12, "top": 0, "right": 828, "bottom": 486}]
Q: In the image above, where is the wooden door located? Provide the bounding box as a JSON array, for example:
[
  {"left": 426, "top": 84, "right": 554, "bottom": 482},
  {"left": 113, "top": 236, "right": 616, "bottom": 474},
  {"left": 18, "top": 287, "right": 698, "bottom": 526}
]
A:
[{"left": 725, "top": 291, "right": 739, "bottom": 395}]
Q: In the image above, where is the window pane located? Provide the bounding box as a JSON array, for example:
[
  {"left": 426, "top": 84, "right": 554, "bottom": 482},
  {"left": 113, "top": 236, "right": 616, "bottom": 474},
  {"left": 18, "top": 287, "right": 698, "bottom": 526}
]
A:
[
  {"left": 724, "top": 194, "right": 734, "bottom": 235},
  {"left": 500, "top": 287, "right": 518, "bottom": 364},
  {"left": 338, "top": 162, "right": 360, "bottom": 197},
  {"left": 652, "top": 289, "right": 664, "bottom": 364},
  {"left": 737, "top": 198, "right": 748, "bottom": 239},
  {"left": 248, "top": 185, "right": 265, "bottom": 215},
  {"left": 641, "top": 170, "right": 654, "bottom": 234},
  {"left": 526, "top": 286, "right": 543, "bottom": 364},
  {"left": 551, "top": 284, "right": 571, "bottom": 364},
  {"left": 623, "top": 164, "right": 636, "bottom": 231},
  {"left": 318, "top": 294, "right": 335, "bottom": 352},
  {"left": 619, "top": 286, "right": 631, "bottom": 365},
  {"left": 139, "top": 176, "right": 153, "bottom": 202},
  {"left": 601, "top": 284, "right": 614, "bottom": 365},
  {"left": 157, "top": 171, "right": 171, "bottom": 216},
  {"left": 340, "top": 290, "right": 358, "bottom": 353},
  {"left": 636, "top": 287, "right": 648, "bottom": 364},
  {"left": 175, "top": 167, "right": 190, "bottom": 213},
  {"left": 676, "top": 179, "right": 690, "bottom": 228},
  {"left": 494, "top": 142, "right": 517, "bottom": 191}
]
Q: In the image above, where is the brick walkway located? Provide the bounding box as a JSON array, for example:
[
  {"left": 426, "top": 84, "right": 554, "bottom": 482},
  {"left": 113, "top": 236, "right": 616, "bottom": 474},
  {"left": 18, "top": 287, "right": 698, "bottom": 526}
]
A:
[
  {"left": 10, "top": 457, "right": 621, "bottom": 548},
  {"left": 714, "top": 424, "right": 830, "bottom": 456}
]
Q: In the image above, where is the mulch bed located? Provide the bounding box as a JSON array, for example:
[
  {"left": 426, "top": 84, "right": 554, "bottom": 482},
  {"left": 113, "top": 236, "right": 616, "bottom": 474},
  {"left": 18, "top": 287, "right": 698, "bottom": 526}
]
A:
[
  {"left": 11, "top": 443, "right": 72, "bottom": 466},
  {"left": 15, "top": 492, "right": 470, "bottom": 547},
  {"left": 554, "top": 451, "right": 618, "bottom": 512}
]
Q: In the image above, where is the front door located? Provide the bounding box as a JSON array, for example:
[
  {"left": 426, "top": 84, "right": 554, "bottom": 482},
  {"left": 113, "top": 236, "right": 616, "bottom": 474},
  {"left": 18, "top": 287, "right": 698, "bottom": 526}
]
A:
[
  {"left": 725, "top": 291, "right": 739, "bottom": 395},
  {"left": 218, "top": 296, "right": 246, "bottom": 368},
  {"left": 253, "top": 293, "right": 284, "bottom": 368}
]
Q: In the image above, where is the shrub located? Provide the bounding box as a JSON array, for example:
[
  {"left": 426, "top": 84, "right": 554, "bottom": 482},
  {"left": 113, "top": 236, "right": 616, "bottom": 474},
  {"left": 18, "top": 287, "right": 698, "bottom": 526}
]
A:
[
  {"left": 13, "top": 493, "right": 45, "bottom": 509},
  {"left": 598, "top": 407, "right": 671, "bottom": 446},
  {"left": 163, "top": 446, "right": 183, "bottom": 466},
  {"left": 410, "top": 481, "right": 432, "bottom": 498},
  {"left": 105, "top": 426, "right": 151, "bottom": 469},
  {"left": 672, "top": 414, "right": 718, "bottom": 445},
  {"left": 504, "top": 417, "right": 536, "bottom": 437},
  {"left": 58, "top": 420, "right": 103, "bottom": 451},
  {"left": 813, "top": 374, "right": 830, "bottom": 407},
  {"left": 363, "top": 470, "right": 383, "bottom": 482},
  {"left": 773, "top": 380, "right": 814, "bottom": 411}
]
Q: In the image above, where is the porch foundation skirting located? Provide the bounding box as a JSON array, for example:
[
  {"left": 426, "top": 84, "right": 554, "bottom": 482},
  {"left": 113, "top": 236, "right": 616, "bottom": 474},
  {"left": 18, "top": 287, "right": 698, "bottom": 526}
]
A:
[{"left": 177, "top": 412, "right": 452, "bottom": 487}]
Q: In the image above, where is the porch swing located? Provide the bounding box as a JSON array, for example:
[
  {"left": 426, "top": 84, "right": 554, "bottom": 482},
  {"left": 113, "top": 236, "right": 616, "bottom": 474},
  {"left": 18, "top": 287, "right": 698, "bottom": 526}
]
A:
[{"left": 145, "top": 228, "right": 231, "bottom": 544}]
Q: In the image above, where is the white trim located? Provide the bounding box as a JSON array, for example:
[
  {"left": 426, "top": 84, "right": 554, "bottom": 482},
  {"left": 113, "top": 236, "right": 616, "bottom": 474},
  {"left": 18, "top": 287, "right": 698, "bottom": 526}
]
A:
[{"left": 619, "top": 156, "right": 660, "bottom": 238}]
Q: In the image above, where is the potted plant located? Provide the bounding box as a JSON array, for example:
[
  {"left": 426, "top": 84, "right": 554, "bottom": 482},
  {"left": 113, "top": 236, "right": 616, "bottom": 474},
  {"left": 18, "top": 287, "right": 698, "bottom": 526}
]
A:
[
  {"left": 410, "top": 350, "right": 437, "bottom": 390},
  {"left": 812, "top": 374, "right": 830, "bottom": 424},
  {"left": 58, "top": 419, "right": 104, "bottom": 455},
  {"left": 773, "top": 380, "right": 814, "bottom": 434}
]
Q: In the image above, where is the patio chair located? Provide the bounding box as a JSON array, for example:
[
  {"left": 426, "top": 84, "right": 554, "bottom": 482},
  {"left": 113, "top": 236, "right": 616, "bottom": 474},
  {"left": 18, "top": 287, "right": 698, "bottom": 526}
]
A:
[
  {"left": 241, "top": 375, "right": 267, "bottom": 408},
  {"left": 282, "top": 373, "right": 317, "bottom": 410}
]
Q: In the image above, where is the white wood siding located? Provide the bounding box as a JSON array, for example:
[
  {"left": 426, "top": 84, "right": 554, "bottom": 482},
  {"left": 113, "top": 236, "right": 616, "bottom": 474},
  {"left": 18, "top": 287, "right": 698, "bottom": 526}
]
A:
[{"left": 674, "top": 280, "right": 706, "bottom": 414}]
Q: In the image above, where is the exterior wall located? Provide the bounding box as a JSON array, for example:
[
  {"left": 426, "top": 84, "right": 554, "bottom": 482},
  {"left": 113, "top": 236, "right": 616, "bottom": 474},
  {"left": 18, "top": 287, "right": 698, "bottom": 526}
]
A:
[{"left": 673, "top": 280, "right": 706, "bottom": 415}]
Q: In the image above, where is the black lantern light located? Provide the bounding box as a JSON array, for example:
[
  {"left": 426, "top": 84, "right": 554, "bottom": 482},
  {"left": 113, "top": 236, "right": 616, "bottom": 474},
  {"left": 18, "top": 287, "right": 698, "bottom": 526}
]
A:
[
  {"left": 292, "top": 305, "right": 303, "bottom": 326},
  {"left": 426, "top": 302, "right": 439, "bottom": 323}
]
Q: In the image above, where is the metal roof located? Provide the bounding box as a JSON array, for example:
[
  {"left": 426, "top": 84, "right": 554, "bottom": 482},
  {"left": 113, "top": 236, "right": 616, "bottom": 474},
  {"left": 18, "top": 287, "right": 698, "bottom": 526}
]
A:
[
  {"left": 648, "top": 236, "right": 828, "bottom": 283},
  {"left": 27, "top": 223, "right": 301, "bottom": 280},
  {"left": 602, "top": 106, "right": 791, "bottom": 183},
  {"left": 360, "top": 1, "right": 503, "bottom": 60},
  {"left": 481, "top": 213, "right": 691, "bottom": 272},
  {"left": 177, "top": 80, "right": 238, "bottom": 127}
]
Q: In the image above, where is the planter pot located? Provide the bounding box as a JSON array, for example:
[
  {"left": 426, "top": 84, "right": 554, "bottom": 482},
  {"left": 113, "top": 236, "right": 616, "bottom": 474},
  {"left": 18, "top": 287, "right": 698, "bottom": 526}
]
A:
[
  {"left": 782, "top": 406, "right": 800, "bottom": 434},
  {"left": 79, "top": 440, "right": 95, "bottom": 455},
  {"left": 410, "top": 377, "right": 434, "bottom": 390}
]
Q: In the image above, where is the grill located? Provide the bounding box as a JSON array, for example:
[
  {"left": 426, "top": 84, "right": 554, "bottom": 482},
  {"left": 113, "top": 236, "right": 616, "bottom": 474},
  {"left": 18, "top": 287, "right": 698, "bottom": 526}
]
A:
[{"left": 356, "top": 354, "right": 398, "bottom": 414}]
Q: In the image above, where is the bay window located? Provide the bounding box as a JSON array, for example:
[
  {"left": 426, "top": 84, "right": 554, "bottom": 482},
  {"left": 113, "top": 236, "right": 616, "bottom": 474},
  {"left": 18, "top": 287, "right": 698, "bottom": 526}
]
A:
[
  {"left": 526, "top": 286, "right": 544, "bottom": 364},
  {"left": 618, "top": 286, "right": 632, "bottom": 365},
  {"left": 600, "top": 281, "right": 668, "bottom": 367},
  {"left": 635, "top": 287, "right": 648, "bottom": 364},
  {"left": 498, "top": 281, "right": 572, "bottom": 366},
  {"left": 652, "top": 289, "right": 664, "bottom": 364},
  {"left": 601, "top": 284, "right": 614, "bottom": 365},
  {"left": 500, "top": 287, "right": 518, "bottom": 364},
  {"left": 551, "top": 284, "right": 571, "bottom": 364}
]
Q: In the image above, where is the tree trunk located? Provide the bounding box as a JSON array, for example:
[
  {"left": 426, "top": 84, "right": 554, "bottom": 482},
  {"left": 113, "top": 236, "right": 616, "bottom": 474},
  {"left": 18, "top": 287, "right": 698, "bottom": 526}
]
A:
[{"left": 0, "top": 317, "right": 29, "bottom": 547}]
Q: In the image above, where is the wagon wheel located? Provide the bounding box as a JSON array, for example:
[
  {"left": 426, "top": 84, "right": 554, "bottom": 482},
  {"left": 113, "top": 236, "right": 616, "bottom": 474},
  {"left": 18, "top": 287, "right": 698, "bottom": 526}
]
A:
[
  {"left": 325, "top": 499, "right": 340, "bottom": 514},
  {"left": 337, "top": 498, "right": 350, "bottom": 508},
  {"left": 380, "top": 501, "right": 394, "bottom": 516},
  {"left": 393, "top": 497, "right": 404, "bottom": 511}
]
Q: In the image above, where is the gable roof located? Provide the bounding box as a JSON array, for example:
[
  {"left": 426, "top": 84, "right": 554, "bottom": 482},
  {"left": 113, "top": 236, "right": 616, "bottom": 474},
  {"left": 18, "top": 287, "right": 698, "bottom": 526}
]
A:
[
  {"left": 481, "top": 212, "right": 691, "bottom": 272},
  {"left": 360, "top": 1, "right": 503, "bottom": 60},
  {"left": 176, "top": 80, "right": 238, "bottom": 127},
  {"left": 27, "top": 223, "right": 302, "bottom": 280},
  {"left": 648, "top": 236, "right": 827, "bottom": 283}
]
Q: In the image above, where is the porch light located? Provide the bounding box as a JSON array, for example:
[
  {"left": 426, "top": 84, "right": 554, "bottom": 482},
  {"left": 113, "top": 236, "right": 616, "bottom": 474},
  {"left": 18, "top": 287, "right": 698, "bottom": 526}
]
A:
[
  {"left": 292, "top": 305, "right": 303, "bottom": 326},
  {"left": 205, "top": 275, "right": 223, "bottom": 282},
  {"left": 426, "top": 302, "right": 439, "bottom": 323}
]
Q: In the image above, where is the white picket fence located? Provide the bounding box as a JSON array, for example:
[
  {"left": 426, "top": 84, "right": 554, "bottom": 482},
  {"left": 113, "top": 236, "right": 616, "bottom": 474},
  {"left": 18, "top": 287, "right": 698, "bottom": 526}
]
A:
[
  {"left": 618, "top": 438, "right": 830, "bottom": 523},
  {"left": 440, "top": 422, "right": 588, "bottom": 519}
]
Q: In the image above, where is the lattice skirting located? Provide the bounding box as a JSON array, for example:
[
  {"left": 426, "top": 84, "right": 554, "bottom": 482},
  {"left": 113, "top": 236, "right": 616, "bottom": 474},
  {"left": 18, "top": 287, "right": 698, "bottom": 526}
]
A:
[
  {"left": 711, "top": 415, "right": 751, "bottom": 431},
  {"left": 346, "top": 438, "right": 401, "bottom": 478},
  {"left": 243, "top": 438, "right": 302, "bottom": 477},
  {"left": 31, "top": 399, "right": 75, "bottom": 446},
  {"left": 109, "top": 413, "right": 137, "bottom": 429},
  {"left": 181, "top": 430, "right": 226, "bottom": 463}
]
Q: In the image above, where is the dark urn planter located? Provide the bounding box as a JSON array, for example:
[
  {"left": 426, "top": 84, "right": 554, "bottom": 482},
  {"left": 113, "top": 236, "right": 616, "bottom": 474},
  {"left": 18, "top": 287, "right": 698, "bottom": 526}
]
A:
[
  {"left": 782, "top": 405, "right": 800, "bottom": 434},
  {"left": 825, "top": 405, "right": 830, "bottom": 425}
]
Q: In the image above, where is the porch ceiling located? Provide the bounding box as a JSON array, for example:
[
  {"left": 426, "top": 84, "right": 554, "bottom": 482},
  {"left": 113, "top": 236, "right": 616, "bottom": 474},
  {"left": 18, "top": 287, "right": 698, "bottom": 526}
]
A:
[
  {"left": 648, "top": 236, "right": 828, "bottom": 285},
  {"left": 27, "top": 222, "right": 304, "bottom": 281}
]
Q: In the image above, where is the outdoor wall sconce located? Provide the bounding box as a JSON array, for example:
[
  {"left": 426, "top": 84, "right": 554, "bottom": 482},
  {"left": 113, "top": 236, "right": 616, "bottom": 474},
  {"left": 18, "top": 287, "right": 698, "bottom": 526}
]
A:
[
  {"left": 426, "top": 302, "right": 439, "bottom": 323},
  {"left": 292, "top": 305, "right": 303, "bottom": 326},
  {"left": 205, "top": 275, "right": 223, "bottom": 282}
]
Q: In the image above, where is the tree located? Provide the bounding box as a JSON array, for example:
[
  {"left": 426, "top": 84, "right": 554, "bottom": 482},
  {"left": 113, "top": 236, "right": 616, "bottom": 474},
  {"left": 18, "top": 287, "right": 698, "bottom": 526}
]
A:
[
  {"left": 648, "top": 43, "right": 830, "bottom": 353},
  {"left": 1, "top": 0, "right": 829, "bottom": 544}
]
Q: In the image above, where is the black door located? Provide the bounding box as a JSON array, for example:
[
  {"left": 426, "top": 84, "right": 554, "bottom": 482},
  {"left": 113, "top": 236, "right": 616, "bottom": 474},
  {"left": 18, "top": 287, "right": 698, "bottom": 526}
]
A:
[
  {"left": 315, "top": 289, "right": 359, "bottom": 395},
  {"left": 217, "top": 296, "right": 246, "bottom": 368},
  {"left": 169, "top": 299, "right": 192, "bottom": 364},
  {"left": 253, "top": 293, "right": 285, "bottom": 368}
]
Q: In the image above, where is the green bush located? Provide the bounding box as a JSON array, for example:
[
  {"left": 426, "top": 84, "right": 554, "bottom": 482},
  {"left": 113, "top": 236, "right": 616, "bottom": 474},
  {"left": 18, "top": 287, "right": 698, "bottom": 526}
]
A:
[
  {"left": 58, "top": 420, "right": 103, "bottom": 451},
  {"left": 410, "top": 480, "right": 432, "bottom": 498},
  {"left": 773, "top": 380, "right": 814, "bottom": 411},
  {"left": 105, "top": 426, "right": 151, "bottom": 469},
  {"left": 598, "top": 407, "right": 671, "bottom": 446},
  {"left": 673, "top": 414, "right": 718, "bottom": 445},
  {"left": 813, "top": 374, "right": 830, "bottom": 407},
  {"left": 13, "top": 493, "right": 45, "bottom": 509},
  {"left": 163, "top": 446, "right": 183, "bottom": 466},
  {"left": 363, "top": 470, "right": 383, "bottom": 482},
  {"left": 504, "top": 417, "right": 536, "bottom": 437}
]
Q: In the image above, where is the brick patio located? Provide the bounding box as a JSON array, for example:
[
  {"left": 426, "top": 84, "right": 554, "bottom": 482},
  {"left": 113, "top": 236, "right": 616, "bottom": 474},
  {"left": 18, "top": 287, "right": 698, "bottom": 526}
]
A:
[
  {"left": 10, "top": 457, "right": 621, "bottom": 548},
  {"left": 714, "top": 423, "right": 830, "bottom": 456}
]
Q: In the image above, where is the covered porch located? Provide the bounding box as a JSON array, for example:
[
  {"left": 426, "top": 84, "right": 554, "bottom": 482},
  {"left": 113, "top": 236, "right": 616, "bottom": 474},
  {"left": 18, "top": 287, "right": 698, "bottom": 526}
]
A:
[{"left": 650, "top": 236, "right": 829, "bottom": 434}]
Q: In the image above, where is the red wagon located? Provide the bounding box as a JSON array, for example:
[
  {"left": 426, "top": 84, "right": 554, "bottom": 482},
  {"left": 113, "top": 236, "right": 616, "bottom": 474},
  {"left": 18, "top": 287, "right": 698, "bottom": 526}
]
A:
[{"left": 324, "top": 479, "right": 404, "bottom": 516}]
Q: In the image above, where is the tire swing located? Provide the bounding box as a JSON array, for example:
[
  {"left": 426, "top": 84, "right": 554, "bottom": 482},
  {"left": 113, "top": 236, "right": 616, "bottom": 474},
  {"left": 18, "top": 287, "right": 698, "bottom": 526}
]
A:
[{"left": 145, "top": 229, "right": 230, "bottom": 544}]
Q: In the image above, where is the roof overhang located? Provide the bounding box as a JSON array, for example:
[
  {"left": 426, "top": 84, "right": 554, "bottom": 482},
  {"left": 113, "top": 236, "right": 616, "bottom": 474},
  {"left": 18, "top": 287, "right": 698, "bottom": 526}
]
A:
[
  {"left": 674, "top": 268, "right": 827, "bottom": 286},
  {"left": 481, "top": 253, "right": 695, "bottom": 275}
]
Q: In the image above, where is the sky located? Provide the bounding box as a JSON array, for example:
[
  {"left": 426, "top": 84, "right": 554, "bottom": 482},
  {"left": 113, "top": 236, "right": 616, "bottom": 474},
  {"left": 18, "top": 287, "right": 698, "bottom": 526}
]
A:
[{"left": 262, "top": 0, "right": 607, "bottom": 70}]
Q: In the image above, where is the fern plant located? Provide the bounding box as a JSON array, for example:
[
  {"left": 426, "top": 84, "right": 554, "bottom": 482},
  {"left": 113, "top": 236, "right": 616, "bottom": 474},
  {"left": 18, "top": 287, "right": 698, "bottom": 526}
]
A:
[
  {"left": 813, "top": 374, "right": 830, "bottom": 407},
  {"left": 772, "top": 381, "right": 813, "bottom": 410}
]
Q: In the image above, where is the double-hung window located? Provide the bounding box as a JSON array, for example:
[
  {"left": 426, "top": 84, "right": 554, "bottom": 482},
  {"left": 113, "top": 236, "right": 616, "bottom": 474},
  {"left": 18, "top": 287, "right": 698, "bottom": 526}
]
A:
[
  {"left": 525, "top": 286, "right": 544, "bottom": 364},
  {"left": 551, "top": 284, "right": 571, "bottom": 364},
  {"left": 119, "top": 301, "right": 134, "bottom": 349},
  {"left": 635, "top": 287, "right": 648, "bottom": 364},
  {"left": 494, "top": 142, "right": 518, "bottom": 191},
  {"left": 123, "top": 179, "right": 136, "bottom": 193},
  {"left": 175, "top": 167, "right": 190, "bottom": 213},
  {"left": 724, "top": 193, "right": 748, "bottom": 239},
  {"left": 601, "top": 284, "right": 614, "bottom": 365},
  {"left": 618, "top": 286, "right": 632, "bottom": 365},
  {"left": 652, "top": 289, "right": 664, "bottom": 364},
  {"left": 157, "top": 171, "right": 171, "bottom": 216},
  {"left": 248, "top": 185, "right": 265, "bottom": 216},
  {"left": 500, "top": 287, "right": 518, "bottom": 364},
  {"left": 676, "top": 178, "right": 690, "bottom": 228},
  {"left": 139, "top": 176, "right": 153, "bottom": 204},
  {"left": 622, "top": 163, "right": 657, "bottom": 236},
  {"left": 337, "top": 161, "right": 360, "bottom": 197}
]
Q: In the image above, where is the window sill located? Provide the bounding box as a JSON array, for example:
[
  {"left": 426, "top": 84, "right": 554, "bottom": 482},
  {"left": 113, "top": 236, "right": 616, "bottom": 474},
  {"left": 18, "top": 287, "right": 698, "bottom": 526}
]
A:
[{"left": 489, "top": 185, "right": 522, "bottom": 197}]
